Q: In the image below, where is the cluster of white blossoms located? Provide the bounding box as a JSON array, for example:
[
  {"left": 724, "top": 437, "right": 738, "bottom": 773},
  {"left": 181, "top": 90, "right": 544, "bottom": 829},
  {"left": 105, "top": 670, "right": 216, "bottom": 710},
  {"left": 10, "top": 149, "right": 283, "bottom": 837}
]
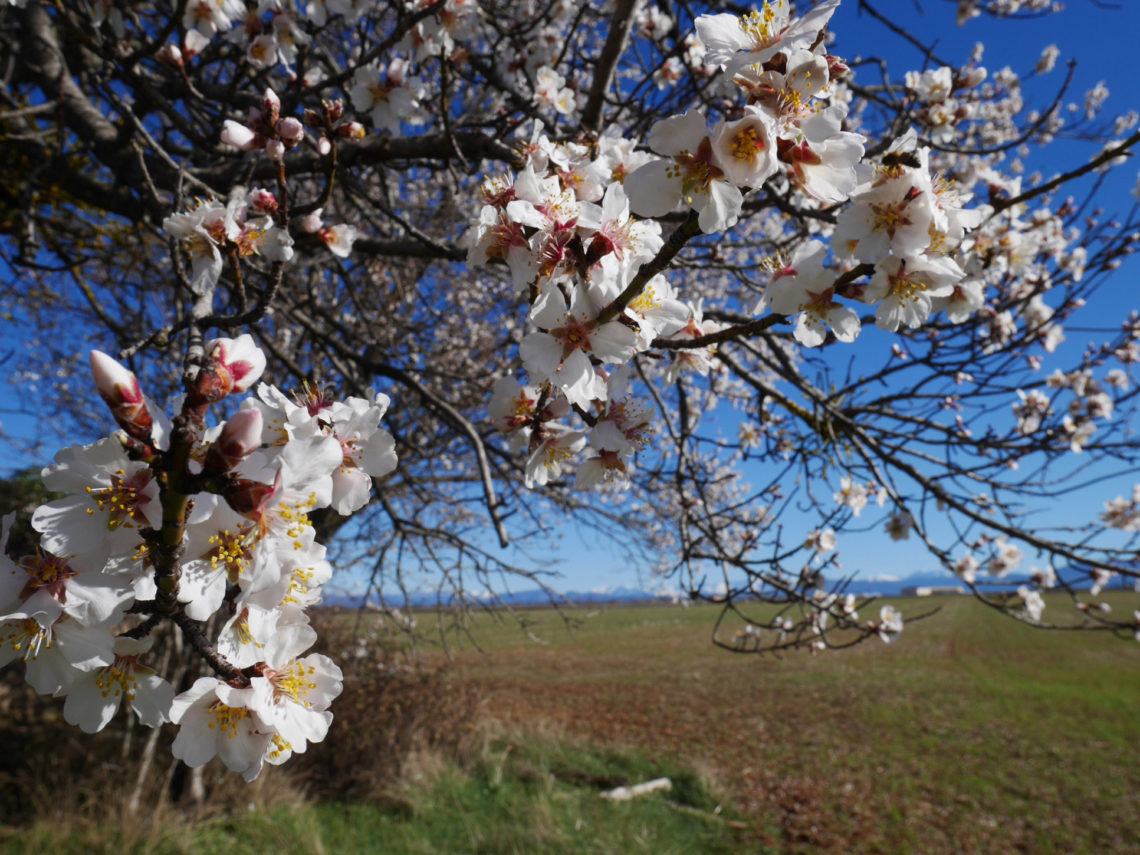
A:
[
  {"left": 163, "top": 187, "right": 294, "bottom": 296},
  {"left": 468, "top": 123, "right": 688, "bottom": 489},
  {"left": 633, "top": 1, "right": 865, "bottom": 233},
  {"left": 0, "top": 336, "right": 396, "bottom": 780},
  {"left": 467, "top": 2, "right": 868, "bottom": 488},
  {"left": 170, "top": 89, "right": 360, "bottom": 284},
  {"left": 1101, "top": 485, "right": 1140, "bottom": 533},
  {"left": 464, "top": 0, "right": 1025, "bottom": 503}
]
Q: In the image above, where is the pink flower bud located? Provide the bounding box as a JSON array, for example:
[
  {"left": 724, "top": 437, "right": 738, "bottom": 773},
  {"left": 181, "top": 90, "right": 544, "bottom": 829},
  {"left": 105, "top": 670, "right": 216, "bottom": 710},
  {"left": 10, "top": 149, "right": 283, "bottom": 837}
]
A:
[
  {"left": 224, "top": 468, "right": 281, "bottom": 519},
  {"left": 262, "top": 88, "right": 281, "bottom": 121},
  {"left": 90, "top": 350, "right": 140, "bottom": 402},
  {"left": 90, "top": 350, "right": 154, "bottom": 441},
  {"left": 826, "top": 54, "right": 849, "bottom": 79},
  {"left": 323, "top": 99, "right": 344, "bottom": 123},
  {"left": 317, "top": 137, "right": 332, "bottom": 156},
  {"left": 221, "top": 120, "right": 259, "bottom": 150},
  {"left": 204, "top": 409, "right": 263, "bottom": 473},
  {"left": 247, "top": 188, "right": 278, "bottom": 215},
  {"left": 265, "top": 139, "right": 286, "bottom": 161},
  {"left": 158, "top": 44, "right": 183, "bottom": 66},
  {"left": 299, "top": 209, "right": 324, "bottom": 234},
  {"left": 276, "top": 117, "right": 304, "bottom": 144}
]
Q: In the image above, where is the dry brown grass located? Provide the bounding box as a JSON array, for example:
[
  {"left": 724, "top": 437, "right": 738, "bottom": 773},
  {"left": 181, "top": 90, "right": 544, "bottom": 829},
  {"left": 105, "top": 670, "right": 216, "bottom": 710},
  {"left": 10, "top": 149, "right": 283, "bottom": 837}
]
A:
[{"left": 433, "top": 595, "right": 1140, "bottom": 854}]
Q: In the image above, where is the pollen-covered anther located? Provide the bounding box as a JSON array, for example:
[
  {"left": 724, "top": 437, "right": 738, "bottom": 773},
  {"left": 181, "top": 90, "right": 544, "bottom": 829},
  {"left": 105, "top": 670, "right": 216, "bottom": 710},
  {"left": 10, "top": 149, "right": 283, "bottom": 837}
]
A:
[
  {"left": 2, "top": 619, "right": 50, "bottom": 661},
  {"left": 730, "top": 126, "right": 767, "bottom": 162},
  {"left": 629, "top": 285, "right": 661, "bottom": 313},
  {"left": 739, "top": 2, "right": 784, "bottom": 45},
  {"left": 887, "top": 273, "right": 928, "bottom": 304},
  {"left": 95, "top": 660, "right": 140, "bottom": 700},
  {"left": 543, "top": 443, "right": 575, "bottom": 470},
  {"left": 267, "top": 733, "right": 293, "bottom": 760},
  {"left": 207, "top": 701, "right": 252, "bottom": 737},
  {"left": 84, "top": 469, "right": 150, "bottom": 530},
  {"left": 292, "top": 380, "right": 334, "bottom": 417},
  {"left": 283, "top": 565, "right": 318, "bottom": 604},
  {"left": 207, "top": 528, "right": 256, "bottom": 581},
  {"left": 270, "top": 662, "right": 318, "bottom": 705}
]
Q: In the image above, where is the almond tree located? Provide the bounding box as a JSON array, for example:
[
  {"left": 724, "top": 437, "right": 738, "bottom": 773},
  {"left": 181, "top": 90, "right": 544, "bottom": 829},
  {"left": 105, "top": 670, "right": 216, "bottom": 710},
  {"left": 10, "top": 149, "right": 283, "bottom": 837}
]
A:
[{"left": 0, "top": 0, "right": 1138, "bottom": 775}]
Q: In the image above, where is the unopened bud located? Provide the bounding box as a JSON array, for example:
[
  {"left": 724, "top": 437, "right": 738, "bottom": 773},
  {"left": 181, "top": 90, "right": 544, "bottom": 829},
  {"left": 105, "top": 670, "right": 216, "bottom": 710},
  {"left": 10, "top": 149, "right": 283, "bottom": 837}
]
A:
[
  {"left": 277, "top": 117, "right": 304, "bottom": 144},
  {"left": 247, "top": 188, "right": 278, "bottom": 215},
  {"left": 303, "top": 108, "right": 324, "bottom": 128},
  {"left": 318, "top": 137, "right": 332, "bottom": 156},
  {"left": 956, "top": 67, "right": 987, "bottom": 89},
  {"left": 265, "top": 139, "right": 286, "bottom": 161},
  {"left": 222, "top": 120, "right": 259, "bottom": 150},
  {"left": 158, "top": 44, "right": 183, "bottom": 66},
  {"left": 90, "top": 350, "right": 153, "bottom": 441},
  {"left": 298, "top": 209, "right": 324, "bottom": 233},
  {"left": 223, "top": 469, "right": 280, "bottom": 519},
  {"left": 204, "top": 409, "right": 263, "bottom": 473},
  {"left": 323, "top": 99, "right": 344, "bottom": 123},
  {"left": 262, "top": 88, "right": 281, "bottom": 122}
]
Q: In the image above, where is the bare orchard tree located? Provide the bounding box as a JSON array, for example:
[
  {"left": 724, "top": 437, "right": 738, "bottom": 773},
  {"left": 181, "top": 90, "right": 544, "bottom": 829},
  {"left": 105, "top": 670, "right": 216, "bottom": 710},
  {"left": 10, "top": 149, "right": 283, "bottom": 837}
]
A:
[{"left": 0, "top": 0, "right": 1138, "bottom": 776}]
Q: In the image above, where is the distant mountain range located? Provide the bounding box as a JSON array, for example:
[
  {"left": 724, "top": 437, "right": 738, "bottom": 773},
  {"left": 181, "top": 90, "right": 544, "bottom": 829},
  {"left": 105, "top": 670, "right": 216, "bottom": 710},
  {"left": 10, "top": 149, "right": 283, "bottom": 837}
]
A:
[
  {"left": 324, "top": 566, "right": 1129, "bottom": 610},
  {"left": 323, "top": 584, "right": 661, "bottom": 610}
]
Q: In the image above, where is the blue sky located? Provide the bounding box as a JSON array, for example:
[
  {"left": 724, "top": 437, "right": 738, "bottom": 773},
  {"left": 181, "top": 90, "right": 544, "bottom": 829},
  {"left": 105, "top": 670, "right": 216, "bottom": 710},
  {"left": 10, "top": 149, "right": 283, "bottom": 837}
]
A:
[{"left": 3, "top": 0, "right": 1138, "bottom": 597}]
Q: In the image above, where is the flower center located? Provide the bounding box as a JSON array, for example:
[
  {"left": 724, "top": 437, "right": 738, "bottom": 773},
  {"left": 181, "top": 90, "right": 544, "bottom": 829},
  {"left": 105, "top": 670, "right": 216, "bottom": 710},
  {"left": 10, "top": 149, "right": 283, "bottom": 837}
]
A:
[
  {"left": 270, "top": 661, "right": 319, "bottom": 706},
  {"left": 869, "top": 200, "right": 911, "bottom": 238},
  {"left": 552, "top": 317, "right": 593, "bottom": 356},
  {"left": 2, "top": 618, "right": 50, "bottom": 662},
  {"left": 207, "top": 526, "right": 257, "bottom": 584},
  {"left": 207, "top": 702, "right": 252, "bottom": 736},
  {"left": 729, "top": 125, "right": 767, "bottom": 163},
  {"left": 85, "top": 469, "right": 151, "bottom": 530},
  {"left": 95, "top": 659, "right": 141, "bottom": 701},
  {"left": 19, "top": 553, "right": 77, "bottom": 592},
  {"left": 887, "top": 271, "right": 928, "bottom": 304}
]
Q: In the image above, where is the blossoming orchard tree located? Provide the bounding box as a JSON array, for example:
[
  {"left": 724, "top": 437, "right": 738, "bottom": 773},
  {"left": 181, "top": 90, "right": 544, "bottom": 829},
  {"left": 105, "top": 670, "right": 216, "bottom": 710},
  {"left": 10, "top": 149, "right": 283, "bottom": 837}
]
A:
[{"left": 0, "top": 0, "right": 1138, "bottom": 780}]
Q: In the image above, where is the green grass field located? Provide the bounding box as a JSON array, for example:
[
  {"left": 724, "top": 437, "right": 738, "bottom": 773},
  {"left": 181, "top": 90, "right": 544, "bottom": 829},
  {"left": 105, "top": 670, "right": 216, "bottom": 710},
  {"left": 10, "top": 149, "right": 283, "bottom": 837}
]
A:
[
  {"left": 438, "top": 593, "right": 1140, "bottom": 853},
  {"left": 2, "top": 593, "right": 1138, "bottom": 854}
]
